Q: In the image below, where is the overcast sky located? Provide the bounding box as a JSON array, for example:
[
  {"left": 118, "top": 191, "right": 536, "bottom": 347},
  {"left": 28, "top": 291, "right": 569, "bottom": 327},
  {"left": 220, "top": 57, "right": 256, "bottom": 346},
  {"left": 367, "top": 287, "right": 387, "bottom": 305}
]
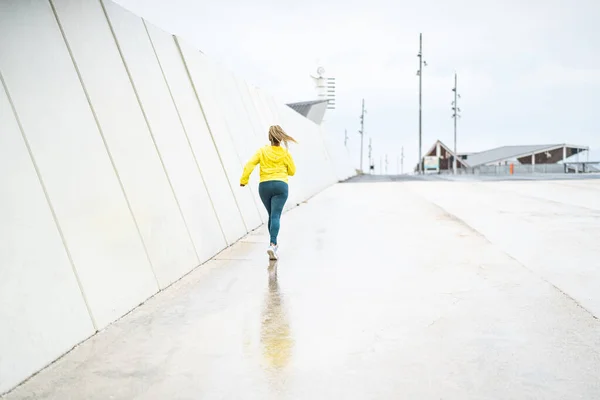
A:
[{"left": 116, "top": 0, "right": 599, "bottom": 172}]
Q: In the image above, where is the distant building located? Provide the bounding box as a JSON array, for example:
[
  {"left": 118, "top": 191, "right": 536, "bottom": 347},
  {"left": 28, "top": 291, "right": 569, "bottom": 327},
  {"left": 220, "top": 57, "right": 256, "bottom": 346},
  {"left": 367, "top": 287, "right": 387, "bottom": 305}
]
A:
[
  {"left": 561, "top": 148, "right": 600, "bottom": 172},
  {"left": 286, "top": 99, "right": 329, "bottom": 125},
  {"left": 417, "top": 140, "right": 589, "bottom": 173}
]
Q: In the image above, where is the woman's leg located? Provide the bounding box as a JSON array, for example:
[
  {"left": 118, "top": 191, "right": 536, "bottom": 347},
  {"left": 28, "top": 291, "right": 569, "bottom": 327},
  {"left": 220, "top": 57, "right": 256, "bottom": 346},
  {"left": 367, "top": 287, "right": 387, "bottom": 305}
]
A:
[
  {"left": 258, "top": 183, "right": 273, "bottom": 237},
  {"left": 268, "top": 182, "right": 289, "bottom": 246}
]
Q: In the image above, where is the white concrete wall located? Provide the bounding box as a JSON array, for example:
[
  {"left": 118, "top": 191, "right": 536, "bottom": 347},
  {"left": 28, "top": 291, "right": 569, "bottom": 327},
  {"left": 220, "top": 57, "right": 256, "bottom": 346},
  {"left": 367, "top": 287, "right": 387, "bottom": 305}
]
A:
[
  {"left": 143, "top": 24, "right": 246, "bottom": 246},
  {"left": 178, "top": 42, "right": 263, "bottom": 234},
  {"left": 52, "top": 0, "right": 198, "bottom": 291},
  {"left": 0, "top": 64, "right": 95, "bottom": 398},
  {"left": 0, "top": 0, "right": 354, "bottom": 394}
]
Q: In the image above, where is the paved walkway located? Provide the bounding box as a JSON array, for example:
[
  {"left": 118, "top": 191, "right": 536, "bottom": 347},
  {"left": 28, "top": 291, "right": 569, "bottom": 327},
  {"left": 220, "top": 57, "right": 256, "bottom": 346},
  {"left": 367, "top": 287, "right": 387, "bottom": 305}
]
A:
[{"left": 5, "top": 176, "right": 600, "bottom": 399}]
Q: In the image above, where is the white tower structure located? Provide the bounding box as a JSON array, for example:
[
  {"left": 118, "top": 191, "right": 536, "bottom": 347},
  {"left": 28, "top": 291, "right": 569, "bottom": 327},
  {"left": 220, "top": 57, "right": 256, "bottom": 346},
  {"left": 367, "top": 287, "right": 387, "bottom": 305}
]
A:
[{"left": 310, "top": 66, "right": 335, "bottom": 113}]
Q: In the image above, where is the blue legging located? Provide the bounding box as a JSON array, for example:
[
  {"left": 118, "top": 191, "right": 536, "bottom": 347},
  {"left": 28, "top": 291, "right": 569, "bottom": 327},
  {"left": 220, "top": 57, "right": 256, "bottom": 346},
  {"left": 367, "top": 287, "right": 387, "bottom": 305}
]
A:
[{"left": 258, "top": 180, "right": 289, "bottom": 246}]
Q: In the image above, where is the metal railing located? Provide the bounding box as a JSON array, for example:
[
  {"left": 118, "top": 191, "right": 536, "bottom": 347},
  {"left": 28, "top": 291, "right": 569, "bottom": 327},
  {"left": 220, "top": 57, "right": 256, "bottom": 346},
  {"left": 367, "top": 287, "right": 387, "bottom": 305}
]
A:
[{"left": 437, "top": 162, "right": 600, "bottom": 175}]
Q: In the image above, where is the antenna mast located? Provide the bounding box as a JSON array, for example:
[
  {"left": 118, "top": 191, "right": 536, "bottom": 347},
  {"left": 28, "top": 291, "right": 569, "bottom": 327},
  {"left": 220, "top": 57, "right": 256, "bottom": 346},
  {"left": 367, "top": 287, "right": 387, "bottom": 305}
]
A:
[
  {"left": 359, "top": 99, "right": 366, "bottom": 172},
  {"left": 417, "top": 34, "right": 427, "bottom": 174},
  {"left": 368, "top": 137, "right": 373, "bottom": 173},
  {"left": 452, "top": 72, "right": 461, "bottom": 174},
  {"left": 401, "top": 146, "right": 404, "bottom": 174}
]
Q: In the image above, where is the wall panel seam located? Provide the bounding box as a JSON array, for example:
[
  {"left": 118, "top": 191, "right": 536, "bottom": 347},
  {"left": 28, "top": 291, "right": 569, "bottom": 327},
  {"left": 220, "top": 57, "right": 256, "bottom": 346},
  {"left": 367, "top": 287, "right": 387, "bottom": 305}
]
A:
[
  {"left": 228, "top": 76, "right": 265, "bottom": 224},
  {"left": 0, "top": 61, "right": 97, "bottom": 331},
  {"left": 219, "top": 115, "right": 264, "bottom": 227},
  {"left": 98, "top": 0, "right": 201, "bottom": 266},
  {"left": 48, "top": 0, "right": 161, "bottom": 290},
  {"left": 173, "top": 36, "right": 249, "bottom": 234},
  {"left": 142, "top": 20, "right": 228, "bottom": 248}
]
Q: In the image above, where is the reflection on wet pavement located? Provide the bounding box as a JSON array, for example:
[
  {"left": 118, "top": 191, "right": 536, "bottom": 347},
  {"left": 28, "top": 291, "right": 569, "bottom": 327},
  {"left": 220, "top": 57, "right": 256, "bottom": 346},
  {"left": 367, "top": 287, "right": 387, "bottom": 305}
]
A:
[{"left": 261, "top": 261, "right": 293, "bottom": 372}]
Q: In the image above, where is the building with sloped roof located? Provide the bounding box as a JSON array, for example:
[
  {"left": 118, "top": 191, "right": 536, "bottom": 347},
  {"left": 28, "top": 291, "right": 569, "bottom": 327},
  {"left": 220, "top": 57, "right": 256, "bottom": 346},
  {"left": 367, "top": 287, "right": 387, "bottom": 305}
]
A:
[
  {"left": 286, "top": 99, "right": 329, "bottom": 125},
  {"left": 459, "top": 144, "right": 588, "bottom": 167},
  {"left": 417, "top": 140, "right": 589, "bottom": 173},
  {"left": 561, "top": 148, "right": 600, "bottom": 172}
]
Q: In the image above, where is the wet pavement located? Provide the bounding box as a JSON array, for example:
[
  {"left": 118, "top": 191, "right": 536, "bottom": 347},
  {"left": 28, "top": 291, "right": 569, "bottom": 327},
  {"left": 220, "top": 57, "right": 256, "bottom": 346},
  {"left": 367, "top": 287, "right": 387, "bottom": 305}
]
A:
[{"left": 5, "top": 176, "right": 600, "bottom": 399}]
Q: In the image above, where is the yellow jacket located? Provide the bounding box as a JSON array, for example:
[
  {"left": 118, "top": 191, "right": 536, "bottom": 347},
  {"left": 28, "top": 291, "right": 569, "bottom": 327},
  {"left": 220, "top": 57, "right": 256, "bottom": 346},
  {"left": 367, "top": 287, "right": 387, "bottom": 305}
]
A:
[{"left": 240, "top": 145, "right": 296, "bottom": 185}]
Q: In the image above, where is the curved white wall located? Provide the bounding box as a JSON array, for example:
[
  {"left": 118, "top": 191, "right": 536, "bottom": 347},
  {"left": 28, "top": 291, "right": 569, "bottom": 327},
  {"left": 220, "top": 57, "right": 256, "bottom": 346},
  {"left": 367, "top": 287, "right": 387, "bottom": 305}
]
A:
[{"left": 0, "top": 0, "right": 354, "bottom": 394}]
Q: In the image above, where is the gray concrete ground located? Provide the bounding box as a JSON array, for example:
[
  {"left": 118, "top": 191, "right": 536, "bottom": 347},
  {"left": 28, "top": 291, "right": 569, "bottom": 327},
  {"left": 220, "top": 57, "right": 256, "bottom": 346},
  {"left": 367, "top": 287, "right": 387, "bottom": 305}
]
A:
[{"left": 4, "top": 175, "right": 600, "bottom": 399}]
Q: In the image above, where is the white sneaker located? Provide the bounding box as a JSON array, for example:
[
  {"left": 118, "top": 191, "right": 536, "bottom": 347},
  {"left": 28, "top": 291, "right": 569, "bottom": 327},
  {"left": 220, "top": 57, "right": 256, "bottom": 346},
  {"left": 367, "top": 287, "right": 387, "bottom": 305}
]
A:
[{"left": 267, "top": 245, "right": 278, "bottom": 260}]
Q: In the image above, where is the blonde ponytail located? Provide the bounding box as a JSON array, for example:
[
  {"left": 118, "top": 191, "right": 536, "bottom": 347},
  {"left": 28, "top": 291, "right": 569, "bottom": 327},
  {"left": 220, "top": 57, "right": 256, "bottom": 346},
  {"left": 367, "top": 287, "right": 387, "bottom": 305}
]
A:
[{"left": 268, "top": 125, "right": 297, "bottom": 148}]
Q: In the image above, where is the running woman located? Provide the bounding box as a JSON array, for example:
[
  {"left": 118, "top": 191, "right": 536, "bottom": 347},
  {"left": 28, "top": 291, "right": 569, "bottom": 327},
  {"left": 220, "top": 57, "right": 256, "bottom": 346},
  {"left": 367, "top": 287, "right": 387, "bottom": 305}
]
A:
[{"left": 240, "top": 125, "right": 297, "bottom": 260}]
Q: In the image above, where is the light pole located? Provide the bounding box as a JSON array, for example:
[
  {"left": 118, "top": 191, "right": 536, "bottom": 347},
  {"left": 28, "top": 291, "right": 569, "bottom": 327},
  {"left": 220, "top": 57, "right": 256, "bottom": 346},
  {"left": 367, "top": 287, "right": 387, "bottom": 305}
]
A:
[
  {"left": 451, "top": 72, "right": 461, "bottom": 174},
  {"left": 368, "top": 137, "right": 373, "bottom": 173},
  {"left": 359, "top": 99, "right": 366, "bottom": 172},
  {"left": 417, "top": 34, "right": 427, "bottom": 174},
  {"left": 401, "top": 146, "right": 404, "bottom": 174},
  {"left": 385, "top": 154, "right": 388, "bottom": 175}
]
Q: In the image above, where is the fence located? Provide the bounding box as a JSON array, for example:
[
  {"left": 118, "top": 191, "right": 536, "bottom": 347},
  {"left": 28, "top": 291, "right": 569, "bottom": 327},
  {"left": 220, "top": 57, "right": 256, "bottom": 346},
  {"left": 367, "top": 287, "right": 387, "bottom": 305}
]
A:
[
  {"left": 472, "top": 164, "right": 566, "bottom": 175},
  {"left": 440, "top": 164, "right": 567, "bottom": 175}
]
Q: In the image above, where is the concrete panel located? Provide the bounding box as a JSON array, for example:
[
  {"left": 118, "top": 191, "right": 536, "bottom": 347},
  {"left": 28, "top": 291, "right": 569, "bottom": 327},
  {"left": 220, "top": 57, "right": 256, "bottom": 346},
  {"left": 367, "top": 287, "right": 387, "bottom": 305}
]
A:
[
  {"left": 51, "top": 0, "right": 198, "bottom": 288},
  {"left": 0, "top": 0, "right": 158, "bottom": 329},
  {"left": 233, "top": 77, "right": 271, "bottom": 222},
  {"left": 177, "top": 40, "right": 262, "bottom": 232},
  {"left": 206, "top": 65, "right": 263, "bottom": 231},
  {"left": 144, "top": 26, "right": 246, "bottom": 245},
  {"left": 0, "top": 74, "right": 94, "bottom": 395},
  {"left": 234, "top": 77, "right": 268, "bottom": 143},
  {"left": 245, "top": 83, "right": 273, "bottom": 137},
  {"left": 252, "top": 86, "right": 278, "bottom": 127},
  {"left": 100, "top": 4, "right": 226, "bottom": 273},
  {"left": 218, "top": 71, "right": 262, "bottom": 162},
  {"left": 257, "top": 89, "right": 288, "bottom": 132},
  {"left": 214, "top": 70, "right": 265, "bottom": 223}
]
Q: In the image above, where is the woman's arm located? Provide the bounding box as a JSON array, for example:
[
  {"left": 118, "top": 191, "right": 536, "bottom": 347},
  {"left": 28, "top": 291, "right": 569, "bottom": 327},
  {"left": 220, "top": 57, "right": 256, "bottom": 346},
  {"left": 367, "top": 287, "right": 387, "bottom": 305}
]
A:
[
  {"left": 240, "top": 150, "right": 261, "bottom": 186},
  {"left": 286, "top": 152, "right": 296, "bottom": 177}
]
